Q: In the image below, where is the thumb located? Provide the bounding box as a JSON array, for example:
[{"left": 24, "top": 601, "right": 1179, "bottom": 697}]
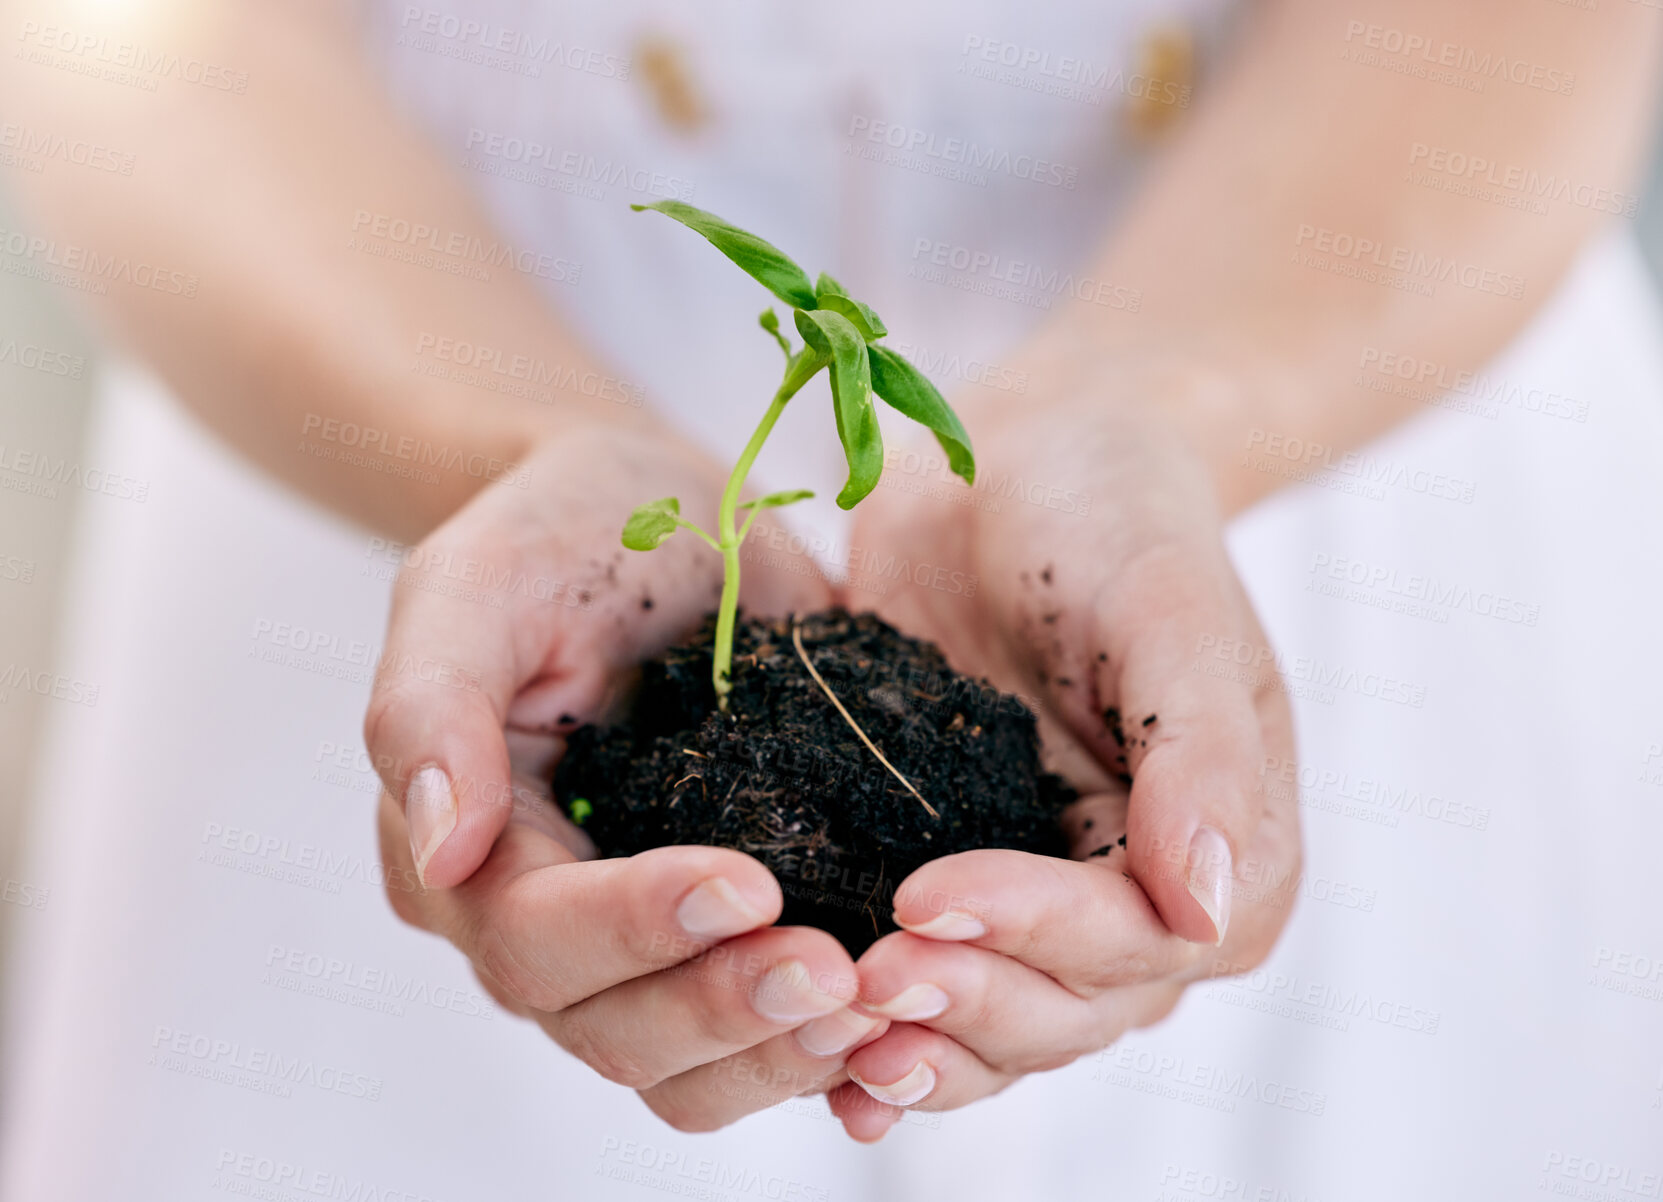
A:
[
  {"left": 363, "top": 565, "right": 606, "bottom": 891},
  {"left": 1079, "top": 559, "right": 1268, "bottom": 946}
]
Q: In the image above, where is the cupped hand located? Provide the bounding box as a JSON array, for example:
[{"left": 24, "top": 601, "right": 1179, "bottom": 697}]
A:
[
  {"left": 364, "top": 423, "right": 886, "bottom": 1131},
  {"left": 825, "top": 379, "right": 1301, "bottom": 1140}
]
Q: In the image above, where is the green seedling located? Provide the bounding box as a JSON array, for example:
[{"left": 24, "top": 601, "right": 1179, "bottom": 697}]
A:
[{"left": 620, "top": 200, "right": 976, "bottom": 711}]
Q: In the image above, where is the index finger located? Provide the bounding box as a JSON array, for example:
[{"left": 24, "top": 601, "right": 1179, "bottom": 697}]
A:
[
  {"left": 888, "top": 847, "right": 1205, "bottom": 997},
  {"left": 378, "top": 787, "right": 786, "bottom": 1011}
]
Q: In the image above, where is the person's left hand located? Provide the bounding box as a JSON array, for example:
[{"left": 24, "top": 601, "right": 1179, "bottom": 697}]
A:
[{"left": 823, "top": 375, "right": 1301, "bottom": 1141}]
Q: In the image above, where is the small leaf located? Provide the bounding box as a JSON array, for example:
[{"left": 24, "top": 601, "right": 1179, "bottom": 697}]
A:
[
  {"left": 632, "top": 200, "right": 817, "bottom": 309},
  {"left": 621, "top": 497, "right": 681, "bottom": 551},
  {"left": 795, "top": 309, "right": 882, "bottom": 509},
  {"left": 813, "top": 272, "right": 886, "bottom": 340},
  {"left": 738, "top": 488, "right": 814, "bottom": 511},
  {"left": 569, "top": 798, "right": 593, "bottom": 825},
  {"left": 869, "top": 345, "right": 976, "bottom": 485},
  {"left": 759, "top": 308, "right": 792, "bottom": 358}
]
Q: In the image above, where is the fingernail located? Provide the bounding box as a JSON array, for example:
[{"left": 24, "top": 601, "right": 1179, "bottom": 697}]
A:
[
  {"left": 1187, "top": 826, "right": 1233, "bottom": 946},
  {"left": 867, "top": 983, "right": 950, "bottom": 1022},
  {"left": 407, "top": 765, "right": 457, "bottom": 889},
  {"left": 676, "top": 877, "right": 767, "bottom": 942},
  {"left": 752, "top": 959, "right": 845, "bottom": 1025},
  {"left": 793, "top": 1006, "right": 881, "bottom": 1058},
  {"left": 849, "top": 1061, "right": 936, "bottom": 1107},
  {"left": 895, "top": 910, "right": 987, "bottom": 941}
]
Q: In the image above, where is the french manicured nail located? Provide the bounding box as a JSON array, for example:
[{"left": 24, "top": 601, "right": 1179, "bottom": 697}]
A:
[
  {"left": 753, "top": 959, "right": 844, "bottom": 1025},
  {"left": 406, "top": 765, "right": 457, "bottom": 888},
  {"left": 1187, "top": 825, "right": 1233, "bottom": 946},
  {"left": 867, "top": 983, "right": 950, "bottom": 1022},
  {"left": 676, "top": 877, "right": 767, "bottom": 942},
  {"left": 794, "top": 1007, "right": 881, "bottom": 1057},
  {"left": 895, "top": 910, "right": 987, "bottom": 941},
  {"left": 849, "top": 1061, "right": 936, "bottom": 1107}
]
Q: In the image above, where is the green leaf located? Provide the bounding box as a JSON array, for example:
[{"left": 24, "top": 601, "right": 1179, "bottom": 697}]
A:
[
  {"left": 632, "top": 200, "right": 817, "bottom": 309},
  {"left": 794, "top": 309, "right": 882, "bottom": 509},
  {"left": 569, "top": 798, "right": 593, "bottom": 825},
  {"left": 813, "top": 272, "right": 887, "bottom": 340},
  {"left": 759, "top": 308, "right": 792, "bottom": 358},
  {"left": 738, "top": 488, "right": 814, "bottom": 511},
  {"left": 621, "top": 497, "right": 682, "bottom": 551},
  {"left": 869, "top": 345, "right": 976, "bottom": 485}
]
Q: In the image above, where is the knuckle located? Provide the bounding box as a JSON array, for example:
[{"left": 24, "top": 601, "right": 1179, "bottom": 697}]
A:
[
  {"left": 361, "top": 676, "right": 417, "bottom": 759},
  {"left": 554, "top": 1011, "right": 662, "bottom": 1090},
  {"left": 474, "top": 896, "right": 567, "bottom": 1012},
  {"left": 382, "top": 877, "right": 428, "bottom": 929},
  {"left": 642, "top": 1088, "right": 731, "bottom": 1134}
]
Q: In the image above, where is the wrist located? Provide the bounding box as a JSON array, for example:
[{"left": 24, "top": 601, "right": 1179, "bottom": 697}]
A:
[{"left": 982, "top": 330, "right": 1309, "bottom": 517}]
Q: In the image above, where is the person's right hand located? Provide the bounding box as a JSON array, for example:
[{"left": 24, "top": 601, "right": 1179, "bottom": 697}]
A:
[{"left": 365, "top": 422, "right": 885, "bottom": 1130}]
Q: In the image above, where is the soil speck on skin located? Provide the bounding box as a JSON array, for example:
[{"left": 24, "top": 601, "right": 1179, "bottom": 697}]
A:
[
  {"left": 1042, "top": 612, "right": 1059, "bottom": 625},
  {"left": 1041, "top": 564, "right": 1053, "bottom": 585},
  {"left": 1057, "top": 677, "right": 1073, "bottom": 688},
  {"left": 557, "top": 713, "right": 579, "bottom": 728},
  {"left": 1142, "top": 713, "right": 1157, "bottom": 728},
  {"left": 1097, "top": 652, "right": 1107, "bottom": 663},
  {"left": 1103, "top": 707, "right": 1126, "bottom": 748},
  {"left": 555, "top": 610, "right": 1075, "bottom": 955},
  {"left": 642, "top": 597, "right": 655, "bottom": 611}
]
